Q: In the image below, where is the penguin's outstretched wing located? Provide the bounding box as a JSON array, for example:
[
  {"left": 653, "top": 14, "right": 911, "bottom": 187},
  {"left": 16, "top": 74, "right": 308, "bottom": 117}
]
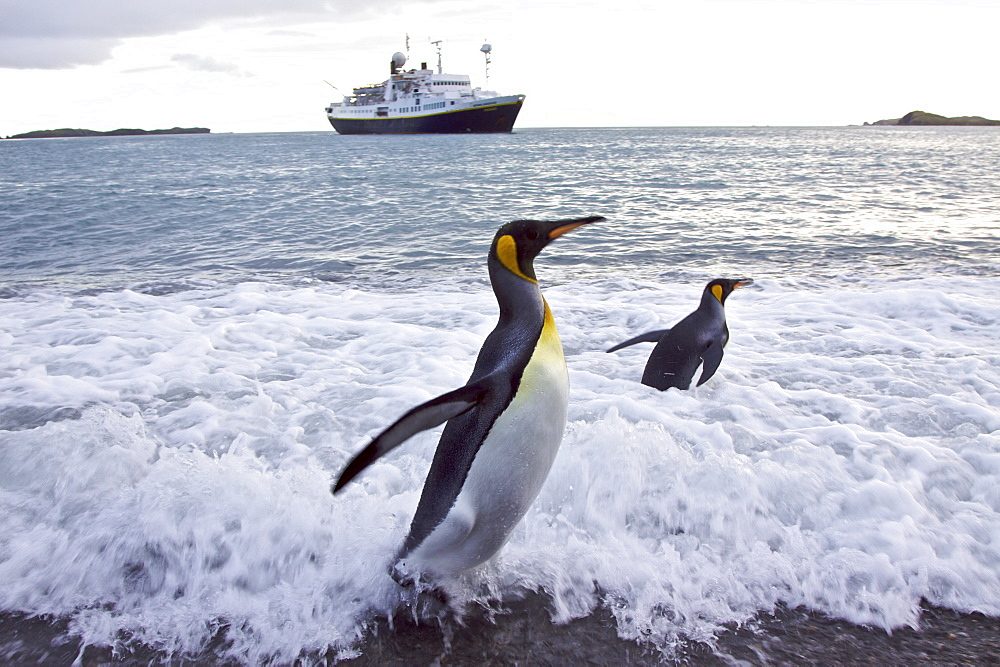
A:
[
  {"left": 606, "top": 329, "right": 670, "bottom": 353},
  {"left": 695, "top": 339, "right": 725, "bottom": 386},
  {"left": 332, "top": 382, "right": 488, "bottom": 493}
]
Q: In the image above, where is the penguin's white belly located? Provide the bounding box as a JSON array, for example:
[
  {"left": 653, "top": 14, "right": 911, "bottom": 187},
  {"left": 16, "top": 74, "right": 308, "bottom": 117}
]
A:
[{"left": 405, "top": 313, "right": 569, "bottom": 575}]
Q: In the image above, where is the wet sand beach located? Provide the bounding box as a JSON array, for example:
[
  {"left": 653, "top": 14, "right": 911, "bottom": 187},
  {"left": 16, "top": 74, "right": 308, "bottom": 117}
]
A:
[{"left": 4, "top": 595, "right": 998, "bottom": 665}]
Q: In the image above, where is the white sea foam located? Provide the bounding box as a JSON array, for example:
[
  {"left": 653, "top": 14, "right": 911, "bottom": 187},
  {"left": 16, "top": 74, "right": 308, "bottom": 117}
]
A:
[{"left": 1, "top": 274, "right": 998, "bottom": 660}]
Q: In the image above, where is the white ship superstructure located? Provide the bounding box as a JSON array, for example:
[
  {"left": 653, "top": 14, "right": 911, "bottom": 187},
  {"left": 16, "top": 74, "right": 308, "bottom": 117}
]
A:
[{"left": 325, "top": 44, "right": 525, "bottom": 134}]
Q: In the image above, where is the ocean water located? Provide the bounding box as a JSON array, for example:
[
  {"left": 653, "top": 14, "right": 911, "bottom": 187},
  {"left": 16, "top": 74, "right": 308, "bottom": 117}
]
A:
[{"left": 1, "top": 127, "right": 999, "bottom": 662}]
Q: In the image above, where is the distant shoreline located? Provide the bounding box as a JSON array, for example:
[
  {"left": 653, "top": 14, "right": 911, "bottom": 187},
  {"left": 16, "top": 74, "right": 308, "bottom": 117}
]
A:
[
  {"left": 864, "top": 110, "right": 1000, "bottom": 126},
  {"left": 6, "top": 127, "right": 210, "bottom": 139}
]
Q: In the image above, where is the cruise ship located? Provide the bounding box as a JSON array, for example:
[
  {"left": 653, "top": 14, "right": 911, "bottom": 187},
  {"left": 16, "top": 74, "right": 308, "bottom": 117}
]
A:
[{"left": 325, "top": 43, "right": 525, "bottom": 134}]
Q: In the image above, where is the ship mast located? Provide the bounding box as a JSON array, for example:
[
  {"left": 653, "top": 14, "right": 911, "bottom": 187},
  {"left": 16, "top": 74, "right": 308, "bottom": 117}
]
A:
[
  {"left": 480, "top": 42, "right": 492, "bottom": 85},
  {"left": 431, "top": 39, "right": 443, "bottom": 74}
]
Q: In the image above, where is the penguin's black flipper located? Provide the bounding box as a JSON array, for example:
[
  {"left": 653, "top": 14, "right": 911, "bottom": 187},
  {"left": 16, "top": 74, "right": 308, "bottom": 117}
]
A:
[
  {"left": 606, "top": 329, "right": 670, "bottom": 353},
  {"left": 333, "top": 382, "right": 489, "bottom": 493},
  {"left": 696, "top": 340, "right": 725, "bottom": 386}
]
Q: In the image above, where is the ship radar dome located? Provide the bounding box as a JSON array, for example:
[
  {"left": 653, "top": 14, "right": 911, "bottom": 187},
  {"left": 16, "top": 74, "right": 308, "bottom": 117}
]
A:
[
  {"left": 391, "top": 52, "right": 407, "bottom": 68},
  {"left": 480, "top": 43, "right": 492, "bottom": 54}
]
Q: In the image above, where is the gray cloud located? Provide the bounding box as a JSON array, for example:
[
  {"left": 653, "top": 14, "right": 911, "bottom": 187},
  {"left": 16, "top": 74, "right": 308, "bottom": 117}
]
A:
[
  {"left": 121, "top": 64, "right": 174, "bottom": 74},
  {"left": 0, "top": 0, "right": 438, "bottom": 69},
  {"left": 265, "top": 29, "right": 318, "bottom": 38},
  {"left": 171, "top": 53, "right": 252, "bottom": 77},
  {"left": 0, "top": 35, "right": 122, "bottom": 68}
]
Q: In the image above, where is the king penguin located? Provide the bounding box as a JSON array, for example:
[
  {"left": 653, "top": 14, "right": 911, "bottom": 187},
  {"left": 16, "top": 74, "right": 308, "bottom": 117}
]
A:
[
  {"left": 333, "top": 216, "right": 603, "bottom": 581},
  {"left": 607, "top": 278, "right": 753, "bottom": 391}
]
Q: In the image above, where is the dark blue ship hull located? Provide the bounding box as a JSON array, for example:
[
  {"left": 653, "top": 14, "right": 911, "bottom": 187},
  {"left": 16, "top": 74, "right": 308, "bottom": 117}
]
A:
[{"left": 329, "top": 99, "right": 523, "bottom": 135}]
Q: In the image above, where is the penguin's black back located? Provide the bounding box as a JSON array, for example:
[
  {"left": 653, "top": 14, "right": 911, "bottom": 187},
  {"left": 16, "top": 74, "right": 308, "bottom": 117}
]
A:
[{"left": 640, "top": 293, "right": 728, "bottom": 391}]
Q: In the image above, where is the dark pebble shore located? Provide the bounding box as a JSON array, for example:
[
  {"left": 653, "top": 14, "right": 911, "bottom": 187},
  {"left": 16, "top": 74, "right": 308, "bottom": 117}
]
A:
[{"left": 3, "top": 595, "right": 998, "bottom": 665}]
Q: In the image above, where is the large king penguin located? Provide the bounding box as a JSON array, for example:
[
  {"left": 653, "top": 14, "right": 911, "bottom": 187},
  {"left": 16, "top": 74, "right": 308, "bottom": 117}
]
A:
[
  {"left": 333, "top": 216, "right": 603, "bottom": 581},
  {"left": 607, "top": 278, "right": 753, "bottom": 391}
]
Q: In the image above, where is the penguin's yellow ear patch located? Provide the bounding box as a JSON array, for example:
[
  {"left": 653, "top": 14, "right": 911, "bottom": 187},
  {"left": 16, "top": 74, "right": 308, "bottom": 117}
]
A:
[
  {"left": 497, "top": 235, "right": 535, "bottom": 282},
  {"left": 711, "top": 284, "right": 724, "bottom": 302}
]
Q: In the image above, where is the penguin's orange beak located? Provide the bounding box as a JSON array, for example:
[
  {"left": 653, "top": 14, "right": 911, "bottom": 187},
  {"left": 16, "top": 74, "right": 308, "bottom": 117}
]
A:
[
  {"left": 548, "top": 216, "right": 605, "bottom": 240},
  {"left": 734, "top": 278, "right": 754, "bottom": 289}
]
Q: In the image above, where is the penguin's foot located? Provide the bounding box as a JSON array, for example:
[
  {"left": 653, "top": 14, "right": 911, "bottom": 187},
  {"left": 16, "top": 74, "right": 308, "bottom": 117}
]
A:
[
  {"left": 389, "top": 559, "right": 418, "bottom": 588},
  {"left": 394, "top": 580, "right": 456, "bottom": 624},
  {"left": 390, "top": 561, "right": 463, "bottom": 624},
  {"left": 414, "top": 585, "right": 452, "bottom": 621}
]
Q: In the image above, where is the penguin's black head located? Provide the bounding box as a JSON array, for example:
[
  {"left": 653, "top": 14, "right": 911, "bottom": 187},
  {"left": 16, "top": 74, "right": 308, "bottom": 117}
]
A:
[
  {"left": 706, "top": 277, "right": 754, "bottom": 304},
  {"left": 490, "top": 216, "right": 604, "bottom": 281}
]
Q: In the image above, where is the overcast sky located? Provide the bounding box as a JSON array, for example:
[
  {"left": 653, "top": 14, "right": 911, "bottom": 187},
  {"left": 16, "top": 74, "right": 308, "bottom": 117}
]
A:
[{"left": 1, "top": 0, "right": 998, "bottom": 135}]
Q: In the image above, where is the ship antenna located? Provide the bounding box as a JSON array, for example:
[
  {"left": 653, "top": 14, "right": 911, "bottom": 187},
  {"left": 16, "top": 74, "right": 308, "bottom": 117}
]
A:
[
  {"left": 480, "top": 41, "right": 492, "bottom": 85},
  {"left": 406, "top": 33, "right": 410, "bottom": 61},
  {"left": 431, "top": 39, "right": 443, "bottom": 74}
]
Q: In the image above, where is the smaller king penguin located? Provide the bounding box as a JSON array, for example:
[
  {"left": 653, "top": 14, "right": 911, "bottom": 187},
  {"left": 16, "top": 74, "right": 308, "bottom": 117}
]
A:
[
  {"left": 607, "top": 278, "right": 753, "bottom": 391},
  {"left": 333, "top": 216, "right": 603, "bottom": 582}
]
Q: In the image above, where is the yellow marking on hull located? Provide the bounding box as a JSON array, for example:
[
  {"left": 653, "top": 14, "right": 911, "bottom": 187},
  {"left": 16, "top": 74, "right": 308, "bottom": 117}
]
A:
[{"left": 328, "top": 100, "right": 522, "bottom": 121}]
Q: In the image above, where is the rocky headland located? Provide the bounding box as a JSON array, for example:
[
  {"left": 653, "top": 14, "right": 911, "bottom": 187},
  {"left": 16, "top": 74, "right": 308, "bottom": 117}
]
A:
[
  {"left": 865, "top": 110, "right": 1000, "bottom": 126},
  {"left": 7, "top": 127, "right": 210, "bottom": 139}
]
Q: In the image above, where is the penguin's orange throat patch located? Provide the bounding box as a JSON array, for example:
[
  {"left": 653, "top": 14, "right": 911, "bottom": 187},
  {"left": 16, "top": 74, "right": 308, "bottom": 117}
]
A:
[{"left": 496, "top": 235, "right": 536, "bottom": 282}]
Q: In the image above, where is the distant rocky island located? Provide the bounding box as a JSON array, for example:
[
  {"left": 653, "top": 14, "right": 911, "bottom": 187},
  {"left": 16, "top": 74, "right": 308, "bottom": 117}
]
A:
[
  {"left": 865, "top": 110, "right": 1000, "bottom": 126},
  {"left": 7, "top": 127, "right": 210, "bottom": 139}
]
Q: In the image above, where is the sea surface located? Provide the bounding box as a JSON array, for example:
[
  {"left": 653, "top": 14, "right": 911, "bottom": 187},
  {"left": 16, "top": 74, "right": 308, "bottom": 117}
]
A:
[{"left": 1, "top": 127, "right": 999, "bottom": 663}]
